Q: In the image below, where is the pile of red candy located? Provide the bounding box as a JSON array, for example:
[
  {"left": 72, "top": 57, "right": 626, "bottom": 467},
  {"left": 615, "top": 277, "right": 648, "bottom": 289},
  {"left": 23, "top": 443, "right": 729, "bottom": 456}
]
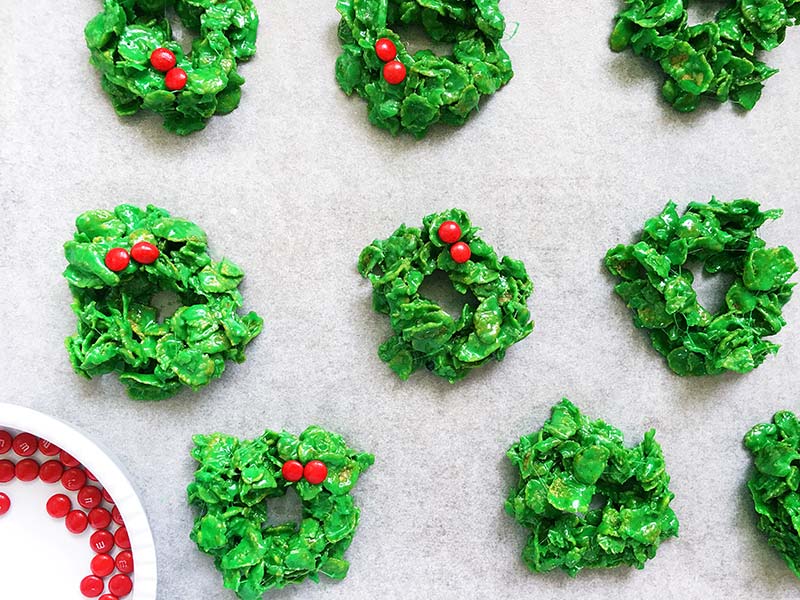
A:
[{"left": 0, "top": 429, "right": 134, "bottom": 599}]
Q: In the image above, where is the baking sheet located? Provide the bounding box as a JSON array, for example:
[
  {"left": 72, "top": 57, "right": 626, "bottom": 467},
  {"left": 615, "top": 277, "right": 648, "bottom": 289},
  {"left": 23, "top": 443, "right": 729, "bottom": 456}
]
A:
[{"left": 1, "top": 1, "right": 799, "bottom": 598}]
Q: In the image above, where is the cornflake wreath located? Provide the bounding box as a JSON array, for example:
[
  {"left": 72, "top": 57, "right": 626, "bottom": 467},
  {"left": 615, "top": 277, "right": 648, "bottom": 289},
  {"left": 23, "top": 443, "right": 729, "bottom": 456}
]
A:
[
  {"left": 335, "top": 0, "right": 514, "bottom": 137},
  {"left": 610, "top": 0, "right": 800, "bottom": 112},
  {"left": 744, "top": 410, "right": 800, "bottom": 579},
  {"left": 63, "top": 204, "right": 263, "bottom": 400},
  {"left": 605, "top": 198, "right": 796, "bottom": 376},
  {"left": 188, "top": 426, "right": 374, "bottom": 599},
  {"left": 358, "top": 208, "right": 533, "bottom": 382},
  {"left": 505, "top": 398, "right": 679, "bottom": 575},
  {"left": 85, "top": 0, "right": 259, "bottom": 135}
]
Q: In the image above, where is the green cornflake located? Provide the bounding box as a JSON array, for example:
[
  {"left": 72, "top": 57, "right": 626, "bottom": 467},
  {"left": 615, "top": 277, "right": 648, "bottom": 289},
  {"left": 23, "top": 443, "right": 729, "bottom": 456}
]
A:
[
  {"left": 85, "top": 0, "right": 258, "bottom": 135},
  {"left": 744, "top": 410, "right": 800, "bottom": 578},
  {"left": 610, "top": 0, "right": 799, "bottom": 112},
  {"left": 505, "top": 399, "right": 679, "bottom": 576},
  {"left": 335, "top": 0, "right": 514, "bottom": 138},
  {"left": 605, "top": 198, "right": 797, "bottom": 376},
  {"left": 358, "top": 208, "right": 533, "bottom": 382},
  {"left": 188, "top": 426, "right": 374, "bottom": 599},
  {"left": 63, "top": 204, "right": 263, "bottom": 400}
]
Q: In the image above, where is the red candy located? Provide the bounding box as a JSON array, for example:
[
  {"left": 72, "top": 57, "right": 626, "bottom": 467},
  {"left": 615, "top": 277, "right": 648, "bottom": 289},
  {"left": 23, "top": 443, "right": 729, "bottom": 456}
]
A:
[
  {"left": 60, "top": 450, "right": 80, "bottom": 468},
  {"left": 131, "top": 241, "right": 159, "bottom": 264},
  {"left": 375, "top": 37, "right": 397, "bottom": 62},
  {"left": 115, "top": 550, "right": 134, "bottom": 574},
  {"left": 449, "top": 241, "right": 471, "bottom": 264},
  {"left": 438, "top": 221, "right": 462, "bottom": 244},
  {"left": 90, "top": 530, "right": 115, "bottom": 554},
  {"left": 100, "top": 596, "right": 119, "bottom": 600},
  {"left": 0, "top": 430, "right": 12, "bottom": 454},
  {"left": 383, "top": 60, "right": 406, "bottom": 85},
  {"left": 85, "top": 469, "right": 98, "bottom": 482},
  {"left": 102, "top": 488, "right": 115, "bottom": 504},
  {"left": 38, "top": 438, "right": 60, "bottom": 456},
  {"left": 108, "top": 574, "right": 133, "bottom": 597},
  {"left": 12, "top": 432, "right": 37, "bottom": 457},
  {"left": 281, "top": 460, "right": 303, "bottom": 482},
  {"left": 0, "top": 460, "right": 14, "bottom": 483},
  {"left": 0, "top": 492, "right": 10, "bottom": 515},
  {"left": 88, "top": 507, "right": 113, "bottom": 530},
  {"left": 47, "top": 494, "right": 72, "bottom": 518},
  {"left": 303, "top": 460, "right": 328, "bottom": 485},
  {"left": 104, "top": 248, "right": 130, "bottom": 272},
  {"left": 91, "top": 553, "right": 115, "bottom": 577},
  {"left": 150, "top": 47, "right": 176, "bottom": 72},
  {"left": 111, "top": 505, "right": 124, "bottom": 526},
  {"left": 78, "top": 486, "right": 103, "bottom": 509},
  {"left": 62, "top": 467, "right": 87, "bottom": 491},
  {"left": 114, "top": 526, "right": 131, "bottom": 550},
  {"left": 165, "top": 67, "right": 187, "bottom": 91},
  {"left": 80, "top": 575, "right": 105, "bottom": 598},
  {"left": 66, "top": 509, "right": 89, "bottom": 534},
  {"left": 15, "top": 458, "right": 39, "bottom": 481},
  {"left": 40, "top": 460, "right": 65, "bottom": 484}
]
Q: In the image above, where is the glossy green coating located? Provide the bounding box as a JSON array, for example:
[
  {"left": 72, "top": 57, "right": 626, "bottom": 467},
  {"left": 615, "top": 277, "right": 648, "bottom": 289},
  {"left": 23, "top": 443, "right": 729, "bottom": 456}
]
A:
[
  {"left": 335, "top": 0, "right": 513, "bottom": 138},
  {"left": 605, "top": 198, "right": 796, "bottom": 376},
  {"left": 505, "top": 399, "right": 679, "bottom": 576},
  {"left": 85, "top": 0, "right": 258, "bottom": 135},
  {"left": 63, "top": 204, "right": 263, "bottom": 400},
  {"left": 188, "top": 426, "right": 374, "bottom": 599},
  {"left": 610, "top": 0, "right": 799, "bottom": 112},
  {"left": 358, "top": 208, "right": 533, "bottom": 382},
  {"left": 744, "top": 411, "right": 800, "bottom": 579}
]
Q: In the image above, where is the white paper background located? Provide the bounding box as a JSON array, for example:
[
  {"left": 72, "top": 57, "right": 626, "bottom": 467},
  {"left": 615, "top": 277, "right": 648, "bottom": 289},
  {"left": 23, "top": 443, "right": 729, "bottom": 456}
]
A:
[{"left": 1, "top": 1, "right": 799, "bottom": 599}]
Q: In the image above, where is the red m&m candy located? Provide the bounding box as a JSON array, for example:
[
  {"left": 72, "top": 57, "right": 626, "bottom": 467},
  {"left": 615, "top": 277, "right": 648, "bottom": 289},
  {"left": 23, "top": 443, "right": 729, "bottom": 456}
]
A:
[
  {"left": 80, "top": 575, "right": 105, "bottom": 598},
  {"left": 114, "top": 526, "right": 131, "bottom": 550},
  {"left": 38, "top": 438, "right": 60, "bottom": 456},
  {"left": 104, "top": 248, "right": 130, "bottom": 272},
  {"left": 450, "top": 241, "right": 471, "bottom": 264},
  {"left": 47, "top": 493, "right": 72, "bottom": 518},
  {"left": 100, "top": 596, "right": 119, "bottom": 600},
  {"left": 60, "top": 450, "right": 80, "bottom": 468},
  {"left": 281, "top": 460, "right": 303, "bottom": 482},
  {"left": 15, "top": 458, "right": 39, "bottom": 481},
  {"left": 115, "top": 550, "right": 134, "bottom": 574},
  {"left": 88, "top": 507, "right": 113, "bottom": 530},
  {"left": 78, "top": 486, "right": 103, "bottom": 509},
  {"left": 303, "top": 460, "right": 328, "bottom": 485},
  {"left": 102, "top": 488, "right": 115, "bottom": 505},
  {"left": 375, "top": 37, "right": 397, "bottom": 62},
  {"left": 91, "top": 553, "right": 115, "bottom": 577},
  {"left": 438, "top": 221, "right": 462, "bottom": 244},
  {"left": 62, "top": 467, "right": 87, "bottom": 491},
  {"left": 12, "top": 432, "right": 37, "bottom": 457},
  {"left": 165, "top": 67, "right": 187, "bottom": 91},
  {"left": 40, "top": 460, "right": 65, "bottom": 484},
  {"left": 108, "top": 574, "right": 133, "bottom": 597},
  {"left": 383, "top": 60, "right": 406, "bottom": 85},
  {"left": 131, "top": 241, "right": 159, "bottom": 264},
  {"left": 111, "top": 505, "right": 124, "bottom": 526},
  {"left": 150, "top": 47, "right": 176, "bottom": 72},
  {"left": 0, "top": 492, "right": 10, "bottom": 515},
  {"left": 66, "top": 509, "right": 89, "bottom": 534},
  {"left": 0, "top": 430, "right": 12, "bottom": 454},
  {"left": 0, "top": 460, "right": 14, "bottom": 483},
  {"left": 90, "top": 530, "right": 115, "bottom": 554}
]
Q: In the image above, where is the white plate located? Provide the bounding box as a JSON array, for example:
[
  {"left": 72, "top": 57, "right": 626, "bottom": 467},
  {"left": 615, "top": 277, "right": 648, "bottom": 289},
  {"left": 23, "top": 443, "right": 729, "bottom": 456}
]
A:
[{"left": 0, "top": 403, "right": 157, "bottom": 599}]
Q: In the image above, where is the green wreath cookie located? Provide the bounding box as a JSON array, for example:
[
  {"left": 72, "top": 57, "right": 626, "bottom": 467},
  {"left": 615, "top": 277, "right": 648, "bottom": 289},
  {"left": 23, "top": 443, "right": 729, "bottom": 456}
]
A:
[
  {"left": 506, "top": 398, "right": 679, "bottom": 575},
  {"left": 85, "top": 0, "right": 259, "bottom": 135},
  {"left": 610, "top": 0, "right": 799, "bottom": 112},
  {"left": 605, "top": 198, "right": 796, "bottom": 376},
  {"left": 335, "top": 0, "right": 514, "bottom": 137},
  {"left": 358, "top": 208, "right": 533, "bottom": 382},
  {"left": 63, "top": 204, "right": 263, "bottom": 400},
  {"left": 188, "top": 426, "right": 374, "bottom": 598},
  {"left": 744, "top": 410, "right": 800, "bottom": 578}
]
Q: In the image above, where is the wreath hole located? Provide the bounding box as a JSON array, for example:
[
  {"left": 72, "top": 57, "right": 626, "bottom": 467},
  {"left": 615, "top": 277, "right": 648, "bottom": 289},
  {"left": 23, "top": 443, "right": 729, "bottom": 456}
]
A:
[
  {"left": 166, "top": 6, "right": 196, "bottom": 55},
  {"left": 417, "top": 270, "right": 479, "bottom": 319},
  {"left": 686, "top": 0, "right": 729, "bottom": 26},
  {"left": 150, "top": 289, "right": 183, "bottom": 323},
  {"left": 683, "top": 259, "right": 735, "bottom": 314},
  {"left": 390, "top": 22, "right": 454, "bottom": 57},
  {"left": 265, "top": 487, "right": 304, "bottom": 530}
]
